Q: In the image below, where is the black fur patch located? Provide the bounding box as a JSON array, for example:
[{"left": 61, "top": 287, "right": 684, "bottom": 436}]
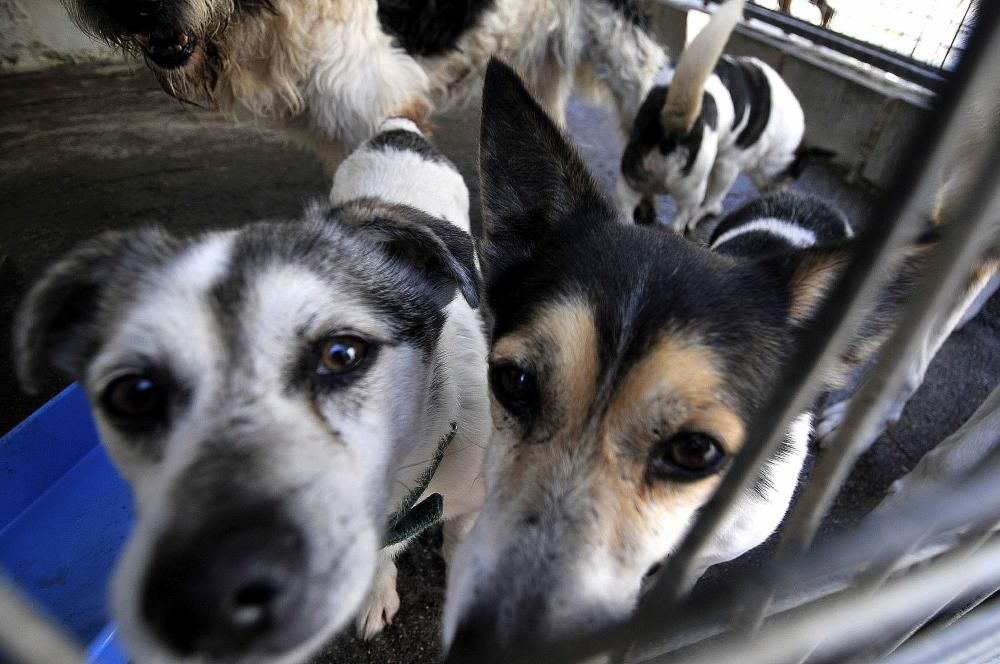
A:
[
  {"left": 711, "top": 192, "right": 852, "bottom": 259},
  {"left": 702, "top": 94, "right": 719, "bottom": 131},
  {"left": 235, "top": 0, "right": 277, "bottom": 16},
  {"left": 602, "top": 0, "right": 650, "bottom": 26},
  {"left": 715, "top": 56, "right": 772, "bottom": 149},
  {"left": 622, "top": 87, "right": 716, "bottom": 183},
  {"left": 368, "top": 129, "right": 449, "bottom": 165},
  {"left": 782, "top": 146, "right": 837, "bottom": 180},
  {"left": 376, "top": 0, "right": 496, "bottom": 57}
]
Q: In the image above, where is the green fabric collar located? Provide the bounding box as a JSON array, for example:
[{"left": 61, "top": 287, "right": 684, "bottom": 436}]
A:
[{"left": 383, "top": 422, "right": 457, "bottom": 546}]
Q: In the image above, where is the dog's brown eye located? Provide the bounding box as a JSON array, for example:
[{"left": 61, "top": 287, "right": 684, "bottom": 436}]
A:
[
  {"left": 318, "top": 336, "right": 368, "bottom": 374},
  {"left": 648, "top": 432, "right": 726, "bottom": 481},
  {"left": 488, "top": 363, "right": 539, "bottom": 420},
  {"left": 103, "top": 374, "right": 165, "bottom": 422}
]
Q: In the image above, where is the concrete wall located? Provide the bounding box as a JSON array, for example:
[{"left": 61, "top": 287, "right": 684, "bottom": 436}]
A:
[
  {"left": 649, "top": 0, "right": 936, "bottom": 188},
  {"left": 1, "top": 0, "right": 112, "bottom": 68}
]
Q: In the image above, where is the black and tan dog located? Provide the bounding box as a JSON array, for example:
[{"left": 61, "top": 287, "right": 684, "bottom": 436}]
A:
[{"left": 442, "top": 59, "right": 935, "bottom": 657}]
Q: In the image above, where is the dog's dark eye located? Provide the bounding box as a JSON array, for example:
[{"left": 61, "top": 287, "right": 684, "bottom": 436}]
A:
[
  {"left": 318, "top": 336, "right": 368, "bottom": 375},
  {"left": 102, "top": 374, "right": 166, "bottom": 424},
  {"left": 648, "top": 432, "right": 726, "bottom": 481},
  {"left": 489, "top": 363, "right": 539, "bottom": 420}
]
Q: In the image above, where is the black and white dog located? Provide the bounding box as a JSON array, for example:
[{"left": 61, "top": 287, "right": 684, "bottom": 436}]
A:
[
  {"left": 442, "top": 59, "right": 931, "bottom": 658},
  {"left": 15, "top": 120, "right": 489, "bottom": 662},
  {"left": 60, "top": 0, "right": 668, "bottom": 172},
  {"left": 617, "top": 0, "right": 806, "bottom": 233}
]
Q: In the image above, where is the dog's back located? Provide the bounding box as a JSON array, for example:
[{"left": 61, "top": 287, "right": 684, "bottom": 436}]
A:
[
  {"left": 710, "top": 191, "right": 853, "bottom": 257},
  {"left": 330, "top": 118, "right": 471, "bottom": 231}
]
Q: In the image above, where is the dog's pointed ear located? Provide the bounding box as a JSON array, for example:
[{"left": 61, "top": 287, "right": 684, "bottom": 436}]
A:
[
  {"left": 14, "top": 229, "right": 171, "bottom": 393},
  {"left": 478, "top": 58, "right": 615, "bottom": 278},
  {"left": 768, "top": 234, "right": 938, "bottom": 388},
  {"left": 340, "top": 209, "right": 480, "bottom": 310}
]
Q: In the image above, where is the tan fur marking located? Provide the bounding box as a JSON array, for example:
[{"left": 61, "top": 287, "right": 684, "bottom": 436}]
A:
[
  {"left": 491, "top": 298, "right": 599, "bottom": 423},
  {"left": 608, "top": 335, "right": 744, "bottom": 453},
  {"left": 787, "top": 253, "right": 847, "bottom": 324},
  {"left": 396, "top": 99, "right": 433, "bottom": 133}
]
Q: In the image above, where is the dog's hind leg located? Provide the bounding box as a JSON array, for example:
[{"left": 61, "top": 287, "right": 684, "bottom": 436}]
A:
[
  {"left": 577, "top": 0, "right": 668, "bottom": 134},
  {"left": 697, "top": 159, "right": 741, "bottom": 228},
  {"left": 355, "top": 547, "right": 403, "bottom": 640}
]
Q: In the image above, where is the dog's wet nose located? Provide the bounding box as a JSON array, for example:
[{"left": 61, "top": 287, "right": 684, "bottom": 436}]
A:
[
  {"left": 141, "top": 509, "right": 306, "bottom": 656},
  {"left": 135, "top": 0, "right": 162, "bottom": 19},
  {"left": 109, "top": 0, "right": 162, "bottom": 32}
]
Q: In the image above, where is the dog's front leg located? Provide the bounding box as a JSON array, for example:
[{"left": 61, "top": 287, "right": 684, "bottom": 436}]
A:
[
  {"left": 697, "top": 159, "right": 741, "bottom": 229},
  {"left": 355, "top": 547, "right": 403, "bottom": 640},
  {"left": 671, "top": 181, "right": 708, "bottom": 234}
]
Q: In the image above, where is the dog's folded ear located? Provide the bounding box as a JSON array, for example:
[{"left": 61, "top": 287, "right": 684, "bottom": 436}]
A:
[
  {"left": 766, "top": 234, "right": 939, "bottom": 388},
  {"left": 478, "top": 57, "right": 616, "bottom": 281},
  {"left": 14, "top": 229, "right": 172, "bottom": 393},
  {"left": 344, "top": 211, "right": 480, "bottom": 310}
]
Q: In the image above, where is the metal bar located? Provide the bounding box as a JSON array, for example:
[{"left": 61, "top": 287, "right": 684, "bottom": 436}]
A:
[
  {"left": 852, "top": 528, "right": 999, "bottom": 662},
  {"left": 0, "top": 575, "right": 84, "bottom": 664},
  {"left": 731, "top": 20, "right": 1000, "bottom": 635},
  {"left": 880, "top": 596, "right": 1000, "bottom": 664},
  {"left": 942, "top": 1, "right": 976, "bottom": 70},
  {"left": 651, "top": 535, "right": 1000, "bottom": 664},
  {"left": 776, "top": 125, "right": 1000, "bottom": 558},
  {"left": 632, "top": 0, "right": 1000, "bottom": 624}
]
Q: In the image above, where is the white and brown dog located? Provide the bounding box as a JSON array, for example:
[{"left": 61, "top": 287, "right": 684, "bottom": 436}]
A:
[
  {"left": 15, "top": 120, "right": 489, "bottom": 662},
  {"left": 617, "top": 0, "right": 807, "bottom": 233},
  {"left": 62, "top": 0, "right": 668, "bottom": 172}
]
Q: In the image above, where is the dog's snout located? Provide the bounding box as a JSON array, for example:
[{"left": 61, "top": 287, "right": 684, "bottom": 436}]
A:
[{"left": 141, "top": 509, "right": 307, "bottom": 656}]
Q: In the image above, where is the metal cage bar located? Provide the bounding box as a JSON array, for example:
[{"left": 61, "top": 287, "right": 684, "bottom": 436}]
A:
[{"left": 0, "top": 576, "right": 84, "bottom": 664}]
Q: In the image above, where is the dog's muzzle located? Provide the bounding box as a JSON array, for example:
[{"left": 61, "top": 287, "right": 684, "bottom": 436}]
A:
[
  {"left": 138, "top": 32, "right": 197, "bottom": 69},
  {"left": 140, "top": 506, "right": 307, "bottom": 658}
]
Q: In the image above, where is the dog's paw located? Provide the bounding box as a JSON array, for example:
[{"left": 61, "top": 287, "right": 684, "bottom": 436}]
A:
[
  {"left": 355, "top": 558, "right": 400, "bottom": 640},
  {"left": 814, "top": 400, "right": 847, "bottom": 448}
]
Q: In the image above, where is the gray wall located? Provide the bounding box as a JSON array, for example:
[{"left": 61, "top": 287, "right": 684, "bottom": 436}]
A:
[
  {"left": 1, "top": 0, "right": 111, "bottom": 67},
  {"left": 649, "top": 1, "right": 936, "bottom": 187}
]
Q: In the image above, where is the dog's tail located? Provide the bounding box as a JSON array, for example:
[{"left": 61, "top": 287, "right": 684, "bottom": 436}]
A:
[
  {"left": 782, "top": 145, "right": 837, "bottom": 180},
  {"left": 661, "top": 0, "right": 745, "bottom": 134}
]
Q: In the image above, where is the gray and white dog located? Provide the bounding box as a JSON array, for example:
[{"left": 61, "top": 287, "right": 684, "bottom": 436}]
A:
[{"left": 14, "top": 120, "right": 489, "bottom": 662}]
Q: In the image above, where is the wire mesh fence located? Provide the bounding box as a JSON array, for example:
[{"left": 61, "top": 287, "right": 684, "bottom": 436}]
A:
[{"left": 750, "top": 0, "right": 977, "bottom": 71}]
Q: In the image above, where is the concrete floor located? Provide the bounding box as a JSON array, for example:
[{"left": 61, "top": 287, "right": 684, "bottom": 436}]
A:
[{"left": 2, "top": 62, "right": 998, "bottom": 663}]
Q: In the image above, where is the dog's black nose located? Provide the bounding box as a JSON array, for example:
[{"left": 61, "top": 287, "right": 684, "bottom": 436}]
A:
[
  {"left": 135, "top": 0, "right": 161, "bottom": 19},
  {"left": 141, "top": 508, "right": 306, "bottom": 656},
  {"left": 108, "top": 0, "right": 161, "bottom": 32}
]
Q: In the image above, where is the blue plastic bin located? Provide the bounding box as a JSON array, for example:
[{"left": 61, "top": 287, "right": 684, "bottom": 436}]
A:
[{"left": 0, "top": 384, "right": 132, "bottom": 663}]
